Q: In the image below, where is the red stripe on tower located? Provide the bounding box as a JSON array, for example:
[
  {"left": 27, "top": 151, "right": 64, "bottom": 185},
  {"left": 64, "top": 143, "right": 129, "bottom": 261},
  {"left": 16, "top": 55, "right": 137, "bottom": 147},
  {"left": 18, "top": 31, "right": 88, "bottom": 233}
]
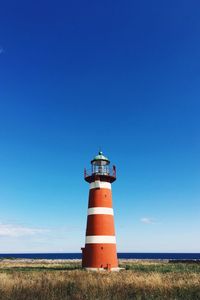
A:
[{"left": 81, "top": 151, "right": 119, "bottom": 271}]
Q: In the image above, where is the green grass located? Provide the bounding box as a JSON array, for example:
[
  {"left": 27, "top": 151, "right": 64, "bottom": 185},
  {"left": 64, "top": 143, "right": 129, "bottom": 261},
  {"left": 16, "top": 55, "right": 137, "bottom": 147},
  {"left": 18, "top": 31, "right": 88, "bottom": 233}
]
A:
[
  {"left": 0, "top": 264, "right": 81, "bottom": 273},
  {"left": 123, "top": 262, "right": 200, "bottom": 273},
  {"left": 0, "top": 260, "right": 199, "bottom": 300},
  {"left": 2, "top": 261, "right": 200, "bottom": 274}
]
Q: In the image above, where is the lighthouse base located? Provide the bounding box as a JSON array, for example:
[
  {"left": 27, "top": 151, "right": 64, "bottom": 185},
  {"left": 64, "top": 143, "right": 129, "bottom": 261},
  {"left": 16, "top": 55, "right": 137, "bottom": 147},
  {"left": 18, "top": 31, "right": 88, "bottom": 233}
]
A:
[
  {"left": 81, "top": 244, "right": 118, "bottom": 269},
  {"left": 84, "top": 267, "right": 123, "bottom": 272}
]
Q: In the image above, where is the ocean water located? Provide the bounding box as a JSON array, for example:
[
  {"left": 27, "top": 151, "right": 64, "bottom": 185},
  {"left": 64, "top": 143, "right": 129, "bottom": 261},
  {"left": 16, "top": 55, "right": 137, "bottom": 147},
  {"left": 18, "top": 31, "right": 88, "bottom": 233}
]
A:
[{"left": 0, "top": 253, "right": 200, "bottom": 260}]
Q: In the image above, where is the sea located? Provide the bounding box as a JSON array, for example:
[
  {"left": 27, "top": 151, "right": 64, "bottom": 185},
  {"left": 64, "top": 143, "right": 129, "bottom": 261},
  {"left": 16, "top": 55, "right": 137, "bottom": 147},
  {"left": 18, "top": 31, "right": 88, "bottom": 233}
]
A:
[{"left": 0, "top": 253, "right": 200, "bottom": 260}]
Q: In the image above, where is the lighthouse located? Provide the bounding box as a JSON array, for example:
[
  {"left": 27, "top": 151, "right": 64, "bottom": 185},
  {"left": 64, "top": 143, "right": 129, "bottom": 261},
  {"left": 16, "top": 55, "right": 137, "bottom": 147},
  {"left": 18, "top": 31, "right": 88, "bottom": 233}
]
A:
[{"left": 82, "top": 151, "right": 119, "bottom": 271}]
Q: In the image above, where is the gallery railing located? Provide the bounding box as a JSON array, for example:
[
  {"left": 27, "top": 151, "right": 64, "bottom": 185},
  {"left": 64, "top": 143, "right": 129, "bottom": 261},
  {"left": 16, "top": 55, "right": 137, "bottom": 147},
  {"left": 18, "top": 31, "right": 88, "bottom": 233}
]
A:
[{"left": 84, "top": 165, "right": 116, "bottom": 179}]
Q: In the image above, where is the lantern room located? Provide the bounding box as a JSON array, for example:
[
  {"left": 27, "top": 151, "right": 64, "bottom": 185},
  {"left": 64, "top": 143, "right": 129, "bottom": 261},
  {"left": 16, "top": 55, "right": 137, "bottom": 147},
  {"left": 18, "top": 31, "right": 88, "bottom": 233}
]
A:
[
  {"left": 91, "top": 151, "right": 110, "bottom": 175},
  {"left": 84, "top": 151, "right": 116, "bottom": 183}
]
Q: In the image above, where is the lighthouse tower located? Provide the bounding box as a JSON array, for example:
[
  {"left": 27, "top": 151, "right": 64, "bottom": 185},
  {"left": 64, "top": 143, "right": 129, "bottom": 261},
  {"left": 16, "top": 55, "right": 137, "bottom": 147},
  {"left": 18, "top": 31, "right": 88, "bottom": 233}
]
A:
[{"left": 82, "top": 151, "right": 118, "bottom": 271}]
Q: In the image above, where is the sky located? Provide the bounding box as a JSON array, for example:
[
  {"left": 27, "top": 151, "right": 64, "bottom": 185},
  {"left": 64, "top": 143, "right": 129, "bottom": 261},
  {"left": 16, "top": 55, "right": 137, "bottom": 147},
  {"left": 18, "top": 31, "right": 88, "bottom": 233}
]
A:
[{"left": 0, "top": 0, "right": 200, "bottom": 253}]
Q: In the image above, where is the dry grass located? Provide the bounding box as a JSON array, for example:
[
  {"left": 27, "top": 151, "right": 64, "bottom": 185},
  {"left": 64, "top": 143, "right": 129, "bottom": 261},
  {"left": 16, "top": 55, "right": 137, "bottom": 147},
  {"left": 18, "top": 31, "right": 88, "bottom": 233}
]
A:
[{"left": 0, "top": 259, "right": 200, "bottom": 300}]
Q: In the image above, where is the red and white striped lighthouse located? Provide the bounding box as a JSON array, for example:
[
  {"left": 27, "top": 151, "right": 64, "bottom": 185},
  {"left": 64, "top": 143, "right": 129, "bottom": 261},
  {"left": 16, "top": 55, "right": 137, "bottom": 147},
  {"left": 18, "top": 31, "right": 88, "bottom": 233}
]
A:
[{"left": 82, "top": 151, "right": 119, "bottom": 271}]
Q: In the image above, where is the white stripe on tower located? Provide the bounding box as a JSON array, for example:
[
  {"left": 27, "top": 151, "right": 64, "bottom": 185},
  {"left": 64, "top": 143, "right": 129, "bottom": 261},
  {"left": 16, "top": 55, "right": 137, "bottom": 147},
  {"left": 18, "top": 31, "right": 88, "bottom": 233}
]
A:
[
  {"left": 87, "top": 207, "right": 114, "bottom": 215},
  {"left": 90, "top": 181, "right": 111, "bottom": 190},
  {"left": 85, "top": 235, "right": 116, "bottom": 244}
]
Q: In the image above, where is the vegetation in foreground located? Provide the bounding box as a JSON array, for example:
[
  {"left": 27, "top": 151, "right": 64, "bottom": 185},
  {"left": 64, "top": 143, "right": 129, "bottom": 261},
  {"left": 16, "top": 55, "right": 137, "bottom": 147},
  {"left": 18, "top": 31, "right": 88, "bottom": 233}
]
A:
[{"left": 0, "top": 259, "right": 200, "bottom": 300}]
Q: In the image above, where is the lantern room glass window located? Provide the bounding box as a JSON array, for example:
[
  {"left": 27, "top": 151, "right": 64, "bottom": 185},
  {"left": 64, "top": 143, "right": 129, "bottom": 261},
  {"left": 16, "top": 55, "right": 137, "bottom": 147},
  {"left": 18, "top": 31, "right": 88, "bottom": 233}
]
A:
[
  {"left": 91, "top": 158, "right": 110, "bottom": 175},
  {"left": 92, "top": 164, "right": 110, "bottom": 175}
]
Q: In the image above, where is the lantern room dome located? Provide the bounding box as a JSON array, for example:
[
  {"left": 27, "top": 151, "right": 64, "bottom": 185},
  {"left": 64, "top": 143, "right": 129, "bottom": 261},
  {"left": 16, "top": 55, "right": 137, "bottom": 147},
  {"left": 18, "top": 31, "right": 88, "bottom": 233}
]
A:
[{"left": 91, "top": 151, "right": 110, "bottom": 165}]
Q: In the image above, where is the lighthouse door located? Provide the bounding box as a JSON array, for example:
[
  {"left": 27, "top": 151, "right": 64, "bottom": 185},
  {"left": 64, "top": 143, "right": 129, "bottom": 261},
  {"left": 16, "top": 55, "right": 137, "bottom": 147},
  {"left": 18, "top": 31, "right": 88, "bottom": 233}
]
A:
[{"left": 100, "top": 246, "right": 104, "bottom": 268}]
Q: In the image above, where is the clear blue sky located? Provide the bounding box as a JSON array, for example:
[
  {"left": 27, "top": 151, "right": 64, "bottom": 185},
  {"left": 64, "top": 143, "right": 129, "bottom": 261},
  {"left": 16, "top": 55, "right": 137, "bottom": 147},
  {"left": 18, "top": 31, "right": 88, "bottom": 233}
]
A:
[{"left": 0, "top": 0, "right": 199, "bottom": 253}]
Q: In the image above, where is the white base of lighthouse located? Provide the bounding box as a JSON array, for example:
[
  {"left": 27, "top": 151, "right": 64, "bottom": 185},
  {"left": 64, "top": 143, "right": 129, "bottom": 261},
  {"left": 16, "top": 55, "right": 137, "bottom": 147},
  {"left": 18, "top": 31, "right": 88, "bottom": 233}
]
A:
[{"left": 85, "top": 267, "right": 124, "bottom": 272}]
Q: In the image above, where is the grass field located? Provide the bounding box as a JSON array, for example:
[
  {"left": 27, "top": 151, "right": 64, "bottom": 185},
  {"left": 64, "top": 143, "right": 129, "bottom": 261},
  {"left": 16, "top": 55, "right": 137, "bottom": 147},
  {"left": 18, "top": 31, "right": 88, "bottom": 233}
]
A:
[{"left": 0, "top": 259, "right": 200, "bottom": 300}]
